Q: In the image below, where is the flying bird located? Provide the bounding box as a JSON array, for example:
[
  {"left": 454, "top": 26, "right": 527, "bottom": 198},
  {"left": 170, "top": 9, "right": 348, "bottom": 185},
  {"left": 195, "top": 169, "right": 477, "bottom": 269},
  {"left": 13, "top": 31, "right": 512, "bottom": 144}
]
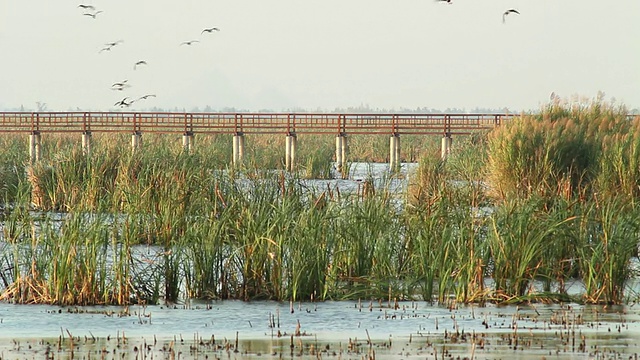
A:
[
  {"left": 201, "top": 27, "right": 221, "bottom": 34},
  {"left": 180, "top": 40, "right": 200, "bottom": 46},
  {"left": 133, "top": 60, "right": 147, "bottom": 70},
  {"left": 99, "top": 40, "right": 123, "bottom": 53},
  {"left": 78, "top": 4, "right": 95, "bottom": 11},
  {"left": 502, "top": 9, "right": 520, "bottom": 23},
  {"left": 435, "top": 0, "right": 452, "bottom": 4},
  {"left": 111, "top": 80, "right": 130, "bottom": 91},
  {"left": 137, "top": 94, "right": 156, "bottom": 101},
  {"left": 83, "top": 11, "right": 103, "bottom": 19},
  {"left": 105, "top": 40, "right": 123, "bottom": 47},
  {"left": 114, "top": 97, "right": 134, "bottom": 108}
]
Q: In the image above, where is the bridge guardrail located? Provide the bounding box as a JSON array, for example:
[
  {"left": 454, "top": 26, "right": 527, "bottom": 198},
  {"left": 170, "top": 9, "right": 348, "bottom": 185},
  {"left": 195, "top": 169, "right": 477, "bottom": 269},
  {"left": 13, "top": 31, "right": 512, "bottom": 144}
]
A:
[{"left": 1, "top": 112, "right": 520, "bottom": 135}]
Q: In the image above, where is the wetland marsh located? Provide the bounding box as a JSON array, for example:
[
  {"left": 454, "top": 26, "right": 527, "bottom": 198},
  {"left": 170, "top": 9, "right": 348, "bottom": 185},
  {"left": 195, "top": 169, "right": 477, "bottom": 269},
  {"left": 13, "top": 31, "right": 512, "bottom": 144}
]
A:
[{"left": 1, "top": 101, "right": 640, "bottom": 358}]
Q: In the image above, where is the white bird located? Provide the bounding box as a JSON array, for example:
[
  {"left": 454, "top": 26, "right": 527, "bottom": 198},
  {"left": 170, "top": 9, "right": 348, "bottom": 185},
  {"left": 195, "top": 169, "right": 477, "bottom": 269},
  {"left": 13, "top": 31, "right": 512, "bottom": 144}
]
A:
[
  {"left": 502, "top": 9, "right": 520, "bottom": 23},
  {"left": 111, "top": 80, "right": 130, "bottom": 91},
  {"left": 114, "top": 97, "right": 134, "bottom": 108}
]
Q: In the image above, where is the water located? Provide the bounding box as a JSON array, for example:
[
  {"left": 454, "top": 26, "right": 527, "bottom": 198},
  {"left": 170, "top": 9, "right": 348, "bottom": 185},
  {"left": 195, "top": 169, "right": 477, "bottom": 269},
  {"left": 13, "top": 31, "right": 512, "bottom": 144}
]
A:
[{"left": 2, "top": 301, "right": 640, "bottom": 359}]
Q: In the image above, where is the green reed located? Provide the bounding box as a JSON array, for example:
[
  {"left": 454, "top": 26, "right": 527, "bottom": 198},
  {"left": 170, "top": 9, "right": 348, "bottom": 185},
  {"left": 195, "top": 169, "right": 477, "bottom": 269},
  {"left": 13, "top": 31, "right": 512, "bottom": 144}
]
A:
[
  {"left": 487, "top": 197, "right": 574, "bottom": 300},
  {"left": 574, "top": 196, "right": 639, "bottom": 304},
  {"left": 2, "top": 102, "right": 640, "bottom": 306},
  {"left": 406, "top": 153, "right": 488, "bottom": 303}
]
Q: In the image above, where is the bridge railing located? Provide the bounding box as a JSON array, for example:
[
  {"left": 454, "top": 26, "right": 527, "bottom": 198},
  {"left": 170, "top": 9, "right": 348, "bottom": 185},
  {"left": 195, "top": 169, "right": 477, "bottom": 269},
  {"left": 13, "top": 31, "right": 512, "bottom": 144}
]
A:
[{"left": 1, "top": 112, "right": 517, "bottom": 135}]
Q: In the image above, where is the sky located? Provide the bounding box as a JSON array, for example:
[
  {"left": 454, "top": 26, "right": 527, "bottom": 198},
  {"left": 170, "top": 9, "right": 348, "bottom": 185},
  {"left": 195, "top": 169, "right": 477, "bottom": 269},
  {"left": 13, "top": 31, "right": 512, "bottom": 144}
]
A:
[{"left": 1, "top": 0, "right": 639, "bottom": 112}]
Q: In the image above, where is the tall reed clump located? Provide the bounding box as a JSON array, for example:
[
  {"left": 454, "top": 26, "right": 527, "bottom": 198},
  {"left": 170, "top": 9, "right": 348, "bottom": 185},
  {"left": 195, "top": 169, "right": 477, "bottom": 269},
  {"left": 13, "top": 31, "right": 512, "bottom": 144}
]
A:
[
  {"left": 1, "top": 210, "right": 134, "bottom": 305},
  {"left": 573, "top": 196, "right": 639, "bottom": 304},
  {"left": 328, "top": 192, "right": 408, "bottom": 300},
  {"left": 486, "top": 98, "right": 631, "bottom": 202},
  {"left": 487, "top": 196, "right": 577, "bottom": 301},
  {"left": 485, "top": 97, "right": 639, "bottom": 303},
  {"left": 406, "top": 152, "right": 488, "bottom": 304},
  {"left": 0, "top": 135, "right": 26, "bottom": 203},
  {"left": 286, "top": 194, "right": 337, "bottom": 301},
  {"left": 596, "top": 117, "right": 640, "bottom": 202}
]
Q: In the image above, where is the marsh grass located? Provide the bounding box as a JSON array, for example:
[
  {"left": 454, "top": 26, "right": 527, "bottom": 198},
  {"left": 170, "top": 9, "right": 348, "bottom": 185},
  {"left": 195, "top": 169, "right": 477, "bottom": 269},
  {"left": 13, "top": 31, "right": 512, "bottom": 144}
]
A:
[
  {"left": 1, "top": 101, "right": 640, "bottom": 305},
  {"left": 574, "top": 196, "right": 640, "bottom": 304},
  {"left": 406, "top": 158, "right": 488, "bottom": 303},
  {"left": 487, "top": 99, "right": 633, "bottom": 202}
]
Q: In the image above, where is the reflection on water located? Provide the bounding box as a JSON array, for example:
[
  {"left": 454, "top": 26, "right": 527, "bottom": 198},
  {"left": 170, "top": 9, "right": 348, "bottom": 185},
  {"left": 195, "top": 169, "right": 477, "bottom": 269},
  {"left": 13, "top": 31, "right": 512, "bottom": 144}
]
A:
[{"left": 1, "top": 300, "right": 640, "bottom": 359}]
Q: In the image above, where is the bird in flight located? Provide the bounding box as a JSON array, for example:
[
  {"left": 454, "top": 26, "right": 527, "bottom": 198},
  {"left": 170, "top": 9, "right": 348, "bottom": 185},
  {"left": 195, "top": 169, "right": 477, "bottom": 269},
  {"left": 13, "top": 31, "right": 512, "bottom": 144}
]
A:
[
  {"left": 502, "top": 9, "right": 520, "bottom": 23},
  {"left": 114, "top": 97, "right": 134, "bottom": 108},
  {"left": 105, "top": 40, "right": 123, "bottom": 47},
  {"left": 137, "top": 94, "right": 156, "bottom": 101},
  {"left": 99, "top": 40, "right": 123, "bottom": 53},
  {"left": 111, "top": 80, "right": 130, "bottom": 91},
  {"left": 202, "top": 27, "right": 221, "bottom": 34},
  {"left": 180, "top": 40, "right": 200, "bottom": 46},
  {"left": 435, "top": 0, "right": 452, "bottom": 4},
  {"left": 133, "top": 60, "right": 147, "bottom": 70},
  {"left": 83, "top": 11, "right": 103, "bottom": 19},
  {"left": 78, "top": 4, "right": 95, "bottom": 11}
]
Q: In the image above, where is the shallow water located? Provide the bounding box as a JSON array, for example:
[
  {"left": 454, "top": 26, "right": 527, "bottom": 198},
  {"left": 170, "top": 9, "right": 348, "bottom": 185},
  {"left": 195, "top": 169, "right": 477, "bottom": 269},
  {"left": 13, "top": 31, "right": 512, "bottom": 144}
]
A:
[{"left": 2, "top": 301, "right": 640, "bottom": 359}]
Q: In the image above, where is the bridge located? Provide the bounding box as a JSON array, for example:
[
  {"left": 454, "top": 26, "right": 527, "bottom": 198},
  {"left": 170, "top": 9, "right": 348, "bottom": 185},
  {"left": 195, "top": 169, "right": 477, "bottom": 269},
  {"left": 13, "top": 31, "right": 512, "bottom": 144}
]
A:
[{"left": 2, "top": 111, "right": 514, "bottom": 171}]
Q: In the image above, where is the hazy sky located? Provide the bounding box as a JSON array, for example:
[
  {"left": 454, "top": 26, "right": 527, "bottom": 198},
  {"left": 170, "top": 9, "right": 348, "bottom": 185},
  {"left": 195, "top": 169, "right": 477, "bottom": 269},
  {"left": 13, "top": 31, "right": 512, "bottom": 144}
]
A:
[{"left": 1, "top": 0, "right": 638, "bottom": 112}]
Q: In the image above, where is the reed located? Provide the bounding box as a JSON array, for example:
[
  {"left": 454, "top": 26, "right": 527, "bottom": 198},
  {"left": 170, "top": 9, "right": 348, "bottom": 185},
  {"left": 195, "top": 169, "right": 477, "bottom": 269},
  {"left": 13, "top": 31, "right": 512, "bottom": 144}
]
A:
[
  {"left": 574, "top": 195, "right": 639, "bottom": 304},
  {"left": 487, "top": 98, "right": 632, "bottom": 202},
  {"left": 487, "top": 196, "right": 580, "bottom": 300},
  {"left": 2, "top": 101, "right": 640, "bottom": 306},
  {"left": 406, "top": 156, "right": 488, "bottom": 303},
  {"left": 328, "top": 192, "right": 404, "bottom": 299},
  {"left": 286, "top": 196, "right": 337, "bottom": 301},
  {"left": 1, "top": 210, "right": 134, "bottom": 305}
]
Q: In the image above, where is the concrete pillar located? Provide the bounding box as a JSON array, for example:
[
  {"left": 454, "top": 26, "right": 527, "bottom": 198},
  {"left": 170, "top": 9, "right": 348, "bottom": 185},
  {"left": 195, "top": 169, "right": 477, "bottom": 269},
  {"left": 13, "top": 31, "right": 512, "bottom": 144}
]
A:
[
  {"left": 182, "top": 132, "right": 194, "bottom": 153},
  {"left": 232, "top": 133, "right": 245, "bottom": 166},
  {"left": 389, "top": 134, "right": 400, "bottom": 171},
  {"left": 81, "top": 132, "right": 91, "bottom": 156},
  {"left": 29, "top": 132, "right": 42, "bottom": 164},
  {"left": 131, "top": 132, "right": 142, "bottom": 153},
  {"left": 335, "top": 134, "right": 347, "bottom": 174},
  {"left": 441, "top": 135, "right": 453, "bottom": 160},
  {"left": 285, "top": 134, "right": 297, "bottom": 172}
]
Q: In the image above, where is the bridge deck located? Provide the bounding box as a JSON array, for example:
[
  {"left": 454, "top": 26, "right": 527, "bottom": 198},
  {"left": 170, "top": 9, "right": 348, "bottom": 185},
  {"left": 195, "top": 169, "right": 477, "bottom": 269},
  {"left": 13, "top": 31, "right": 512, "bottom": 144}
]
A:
[{"left": 0, "top": 112, "right": 515, "bottom": 135}]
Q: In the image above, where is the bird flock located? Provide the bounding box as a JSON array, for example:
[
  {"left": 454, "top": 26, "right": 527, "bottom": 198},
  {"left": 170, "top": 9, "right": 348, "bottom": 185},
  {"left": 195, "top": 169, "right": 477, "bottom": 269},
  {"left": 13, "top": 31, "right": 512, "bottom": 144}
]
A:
[
  {"left": 70, "top": 2, "right": 518, "bottom": 111},
  {"left": 75, "top": 3, "right": 221, "bottom": 109},
  {"left": 435, "top": 0, "right": 520, "bottom": 24}
]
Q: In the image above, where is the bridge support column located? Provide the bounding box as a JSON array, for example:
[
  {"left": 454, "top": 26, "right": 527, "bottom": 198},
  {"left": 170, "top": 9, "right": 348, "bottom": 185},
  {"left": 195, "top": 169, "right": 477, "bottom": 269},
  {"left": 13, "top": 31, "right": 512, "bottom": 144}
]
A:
[
  {"left": 29, "top": 132, "right": 42, "bottom": 164},
  {"left": 232, "top": 133, "right": 245, "bottom": 166},
  {"left": 182, "top": 132, "right": 194, "bottom": 153},
  {"left": 389, "top": 134, "right": 400, "bottom": 172},
  {"left": 285, "top": 134, "right": 297, "bottom": 172},
  {"left": 335, "top": 134, "right": 348, "bottom": 175},
  {"left": 131, "top": 132, "right": 142, "bottom": 153},
  {"left": 81, "top": 132, "right": 91, "bottom": 156},
  {"left": 441, "top": 134, "right": 452, "bottom": 160}
]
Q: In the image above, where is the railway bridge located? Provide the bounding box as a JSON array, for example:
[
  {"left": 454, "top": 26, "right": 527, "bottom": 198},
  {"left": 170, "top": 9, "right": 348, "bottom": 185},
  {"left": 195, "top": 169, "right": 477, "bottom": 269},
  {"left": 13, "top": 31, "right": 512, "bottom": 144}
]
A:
[{"left": 1, "top": 112, "right": 514, "bottom": 171}]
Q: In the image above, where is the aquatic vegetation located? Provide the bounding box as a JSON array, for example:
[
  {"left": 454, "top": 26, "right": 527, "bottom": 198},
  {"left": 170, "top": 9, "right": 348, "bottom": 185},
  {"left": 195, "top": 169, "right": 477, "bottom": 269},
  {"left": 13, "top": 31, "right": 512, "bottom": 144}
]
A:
[{"left": 0, "top": 100, "right": 639, "bottom": 306}]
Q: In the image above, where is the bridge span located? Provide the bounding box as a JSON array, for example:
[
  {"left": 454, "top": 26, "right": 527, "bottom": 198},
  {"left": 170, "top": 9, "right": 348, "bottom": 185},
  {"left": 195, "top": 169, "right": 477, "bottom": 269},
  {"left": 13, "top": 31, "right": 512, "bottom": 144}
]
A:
[{"left": 1, "top": 111, "right": 515, "bottom": 171}]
